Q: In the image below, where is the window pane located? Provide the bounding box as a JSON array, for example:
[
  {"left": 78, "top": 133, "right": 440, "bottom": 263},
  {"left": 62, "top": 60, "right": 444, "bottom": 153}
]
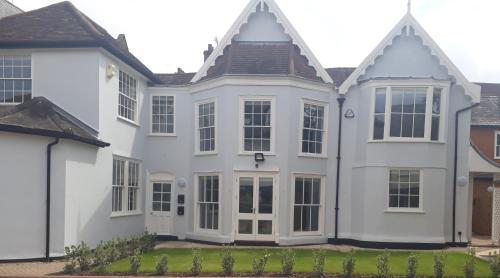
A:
[
  {"left": 413, "top": 114, "right": 425, "bottom": 138},
  {"left": 239, "top": 178, "right": 253, "bottom": 213},
  {"left": 295, "top": 178, "right": 303, "bottom": 204},
  {"left": 401, "top": 114, "right": 413, "bottom": 137},
  {"left": 293, "top": 206, "right": 302, "bottom": 232},
  {"left": 373, "top": 115, "right": 385, "bottom": 140},
  {"left": 414, "top": 92, "right": 427, "bottom": 113},
  {"left": 390, "top": 114, "right": 402, "bottom": 137},
  {"left": 431, "top": 116, "right": 440, "bottom": 141},
  {"left": 391, "top": 91, "right": 403, "bottom": 112},
  {"left": 375, "top": 90, "right": 386, "bottom": 113}
]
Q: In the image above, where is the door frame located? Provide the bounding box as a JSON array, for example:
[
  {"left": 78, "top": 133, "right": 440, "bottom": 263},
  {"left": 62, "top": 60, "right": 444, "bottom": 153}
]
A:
[
  {"left": 232, "top": 171, "right": 279, "bottom": 243},
  {"left": 146, "top": 172, "right": 175, "bottom": 235}
]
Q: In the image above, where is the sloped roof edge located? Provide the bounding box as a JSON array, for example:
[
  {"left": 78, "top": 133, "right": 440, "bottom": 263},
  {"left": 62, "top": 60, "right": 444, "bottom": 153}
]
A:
[
  {"left": 191, "top": 0, "right": 333, "bottom": 84},
  {"left": 338, "top": 13, "right": 480, "bottom": 103}
]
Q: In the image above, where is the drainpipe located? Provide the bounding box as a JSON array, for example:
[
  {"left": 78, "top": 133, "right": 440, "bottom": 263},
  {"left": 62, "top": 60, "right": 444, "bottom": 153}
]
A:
[
  {"left": 334, "top": 97, "right": 346, "bottom": 240},
  {"left": 46, "top": 138, "right": 59, "bottom": 262},
  {"left": 452, "top": 103, "right": 479, "bottom": 244}
]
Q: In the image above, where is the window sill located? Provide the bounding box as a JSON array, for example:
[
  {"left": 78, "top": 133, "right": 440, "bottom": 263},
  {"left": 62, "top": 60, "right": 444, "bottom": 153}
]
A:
[
  {"left": 110, "top": 211, "right": 143, "bottom": 218},
  {"left": 195, "top": 228, "right": 221, "bottom": 234},
  {"left": 368, "top": 139, "right": 445, "bottom": 144},
  {"left": 292, "top": 231, "right": 323, "bottom": 237},
  {"left": 194, "top": 152, "right": 218, "bottom": 157},
  {"left": 117, "top": 116, "right": 140, "bottom": 127},
  {"left": 0, "top": 103, "right": 18, "bottom": 106},
  {"left": 238, "top": 152, "right": 277, "bottom": 156},
  {"left": 148, "top": 133, "right": 176, "bottom": 137},
  {"left": 384, "top": 208, "right": 425, "bottom": 214},
  {"left": 298, "top": 153, "right": 328, "bottom": 159}
]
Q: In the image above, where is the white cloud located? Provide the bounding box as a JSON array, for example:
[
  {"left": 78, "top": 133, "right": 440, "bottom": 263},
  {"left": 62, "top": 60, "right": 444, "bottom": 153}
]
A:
[{"left": 13, "top": 0, "right": 500, "bottom": 82}]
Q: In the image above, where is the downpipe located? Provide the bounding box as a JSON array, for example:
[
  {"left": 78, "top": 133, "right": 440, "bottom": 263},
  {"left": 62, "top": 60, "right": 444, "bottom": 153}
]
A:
[
  {"left": 334, "top": 97, "right": 346, "bottom": 240},
  {"left": 46, "top": 138, "right": 59, "bottom": 262}
]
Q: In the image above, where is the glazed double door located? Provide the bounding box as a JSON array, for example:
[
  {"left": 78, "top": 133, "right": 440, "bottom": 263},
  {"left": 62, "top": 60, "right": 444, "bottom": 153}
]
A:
[{"left": 235, "top": 173, "right": 277, "bottom": 241}]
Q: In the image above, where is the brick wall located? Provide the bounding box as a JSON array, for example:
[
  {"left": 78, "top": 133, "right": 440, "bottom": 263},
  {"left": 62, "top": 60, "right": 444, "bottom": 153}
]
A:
[{"left": 471, "top": 126, "right": 500, "bottom": 163}]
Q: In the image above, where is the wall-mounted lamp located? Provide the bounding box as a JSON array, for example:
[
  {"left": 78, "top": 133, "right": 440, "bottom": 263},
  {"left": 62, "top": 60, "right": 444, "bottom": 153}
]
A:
[
  {"left": 488, "top": 186, "right": 495, "bottom": 193},
  {"left": 344, "top": 109, "right": 355, "bottom": 119},
  {"left": 457, "top": 176, "right": 468, "bottom": 187},
  {"left": 176, "top": 177, "right": 187, "bottom": 188},
  {"left": 106, "top": 64, "right": 116, "bottom": 78},
  {"left": 254, "top": 153, "right": 265, "bottom": 168}
]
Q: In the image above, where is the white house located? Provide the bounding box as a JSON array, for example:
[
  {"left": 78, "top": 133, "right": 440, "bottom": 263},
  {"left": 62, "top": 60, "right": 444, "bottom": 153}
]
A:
[{"left": 0, "top": 0, "right": 483, "bottom": 260}]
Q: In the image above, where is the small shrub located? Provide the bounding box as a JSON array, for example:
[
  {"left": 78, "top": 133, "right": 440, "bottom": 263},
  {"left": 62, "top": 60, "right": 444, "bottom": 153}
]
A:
[
  {"left": 312, "top": 249, "right": 326, "bottom": 277},
  {"left": 434, "top": 252, "right": 446, "bottom": 278},
  {"left": 490, "top": 251, "right": 500, "bottom": 278},
  {"left": 116, "top": 237, "right": 129, "bottom": 259},
  {"left": 464, "top": 248, "right": 476, "bottom": 278},
  {"left": 76, "top": 242, "right": 92, "bottom": 272},
  {"left": 280, "top": 248, "right": 296, "bottom": 275},
  {"left": 376, "top": 249, "right": 390, "bottom": 278},
  {"left": 252, "top": 251, "right": 270, "bottom": 276},
  {"left": 407, "top": 253, "right": 419, "bottom": 278},
  {"left": 155, "top": 254, "right": 169, "bottom": 275},
  {"left": 63, "top": 246, "right": 78, "bottom": 274},
  {"left": 139, "top": 230, "right": 157, "bottom": 252},
  {"left": 93, "top": 242, "right": 110, "bottom": 274},
  {"left": 220, "top": 245, "right": 235, "bottom": 276},
  {"left": 343, "top": 250, "right": 356, "bottom": 278},
  {"left": 129, "top": 249, "right": 142, "bottom": 275},
  {"left": 191, "top": 248, "right": 203, "bottom": 276}
]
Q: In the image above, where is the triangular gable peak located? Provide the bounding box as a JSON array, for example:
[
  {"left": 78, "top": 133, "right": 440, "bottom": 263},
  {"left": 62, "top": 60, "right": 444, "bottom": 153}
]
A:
[
  {"left": 339, "top": 13, "right": 481, "bottom": 103},
  {"left": 191, "top": 0, "right": 333, "bottom": 84}
]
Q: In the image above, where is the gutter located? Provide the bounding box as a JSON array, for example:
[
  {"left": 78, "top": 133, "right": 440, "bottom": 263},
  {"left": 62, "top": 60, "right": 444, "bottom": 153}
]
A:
[
  {"left": 451, "top": 103, "right": 480, "bottom": 245},
  {"left": 46, "top": 138, "right": 59, "bottom": 262},
  {"left": 334, "top": 97, "right": 346, "bottom": 240}
]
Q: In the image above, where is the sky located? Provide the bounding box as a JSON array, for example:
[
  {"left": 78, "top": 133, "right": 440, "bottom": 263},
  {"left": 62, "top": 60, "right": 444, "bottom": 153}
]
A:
[{"left": 10, "top": 0, "right": 500, "bottom": 83}]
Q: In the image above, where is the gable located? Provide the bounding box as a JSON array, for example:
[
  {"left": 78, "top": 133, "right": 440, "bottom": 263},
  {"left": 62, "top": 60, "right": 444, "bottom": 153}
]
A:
[
  {"left": 360, "top": 27, "right": 451, "bottom": 81},
  {"left": 339, "top": 13, "right": 481, "bottom": 103},
  {"left": 191, "top": 0, "right": 332, "bottom": 84}
]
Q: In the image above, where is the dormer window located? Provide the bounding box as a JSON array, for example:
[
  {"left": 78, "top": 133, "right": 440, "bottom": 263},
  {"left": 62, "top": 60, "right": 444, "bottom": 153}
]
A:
[{"left": 371, "top": 84, "right": 445, "bottom": 142}]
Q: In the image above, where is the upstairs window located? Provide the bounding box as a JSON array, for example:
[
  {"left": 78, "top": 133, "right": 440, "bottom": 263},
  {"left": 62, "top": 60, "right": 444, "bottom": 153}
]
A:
[
  {"left": 495, "top": 131, "right": 500, "bottom": 159},
  {"left": 118, "top": 70, "right": 137, "bottom": 122},
  {"left": 0, "top": 55, "right": 32, "bottom": 104},
  {"left": 372, "top": 86, "right": 444, "bottom": 141},
  {"left": 151, "top": 95, "right": 175, "bottom": 135},
  {"left": 300, "top": 101, "right": 328, "bottom": 156},
  {"left": 196, "top": 100, "right": 216, "bottom": 153},
  {"left": 241, "top": 97, "right": 275, "bottom": 153}
]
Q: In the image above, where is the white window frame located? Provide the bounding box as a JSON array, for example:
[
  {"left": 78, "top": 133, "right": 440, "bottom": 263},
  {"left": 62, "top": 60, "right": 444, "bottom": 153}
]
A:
[
  {"left": 0, "top": 54, "right": 33, "bottom": 105},
  {"left": 238, "top": 95, "right": 276, "bottom": 155},
  {"left": 290, "top": 174, "right": 325, "bottom": 236},
  {"left": 495, "top": 131, "right": 500, "bottom": 159},
  {"left": 367, "top": 80, "right": 449, "bottom": 143},
  {"left": 111, "top": 156, "right": 142, "bottom": 217},
  {"left": 194, "top": 173, "right": 222, "bottom": 233},
  {"left": 385, "top": 168, "right": 424, "bottom": 213},
  {"left": 194, "top": 98, "right": 217, "bottom": 155},
  {"left": 149, "top": 93, "right": 176, "bottom": 136},
  {"left": 117, "top": 70, "right": 139, "bottom": 125},
  {"left": 298, "top": 99, "right": 329, "bottom": 158}
]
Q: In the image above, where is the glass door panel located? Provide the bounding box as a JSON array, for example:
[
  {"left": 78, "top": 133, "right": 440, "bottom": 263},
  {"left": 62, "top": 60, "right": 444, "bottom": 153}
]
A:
[{"left": 258, "top": 178, "right": 273, "bottom": 214}]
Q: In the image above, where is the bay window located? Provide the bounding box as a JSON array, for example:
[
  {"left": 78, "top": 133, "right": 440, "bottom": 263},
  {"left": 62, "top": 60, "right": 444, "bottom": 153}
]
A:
[
  {"left": 196, "top": 100, "right": 216, "bottom": 153},
  {"left": 300, "top": 100, "right": 328, "bottom": 156},
  {"left": 240, "top": 96, "right": 275, "bottom": 153},
  {"left": 197, "top": 175, "right": 219, "bottom": 231},
  {"left": 372, "top": 85, "right": 444, "bottom": 141}
]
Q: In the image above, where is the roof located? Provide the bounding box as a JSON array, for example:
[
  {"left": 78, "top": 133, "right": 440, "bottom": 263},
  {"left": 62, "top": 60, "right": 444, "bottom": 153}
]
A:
[
  {"left": 471, "top": 83, "right": 500, "bottom": 126},
  {"left": 191, "top": 0, "right": 333, "bottom": 84},
  {"left": 201, "top": 41, "right": 321, "bottom": 82},
  {"left": 155, "top": 72, "right": 196, "bottom": 86},
  {"left": 338, "top": 13, "right": 481, "bottom": 103},
  {"left": 0, "top": 97, "right": 109, "bottom": 147},
  {"left": 326, "top": 67, "right": 356, "bottom": 87},
  {"left": 0, "top": 1, "right": 160, "bottom": 83}
]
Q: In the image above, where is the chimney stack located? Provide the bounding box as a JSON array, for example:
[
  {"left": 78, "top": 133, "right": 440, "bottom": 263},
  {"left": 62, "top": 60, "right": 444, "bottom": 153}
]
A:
[
  {"left": 203, "top": 44, "right": 214, "bottom": 62},
  {"left": 116, "top": 34, "right": 129, "bottom": 51},
  {"left": 177, "top": 68, "right": 185, "bottom": 74}
]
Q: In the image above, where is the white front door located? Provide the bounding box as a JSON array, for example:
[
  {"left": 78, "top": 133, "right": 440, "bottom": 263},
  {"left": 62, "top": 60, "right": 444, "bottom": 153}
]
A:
[
  {"left": 235, "top": 173, "right": 277, "bottom": 241},
  {"left": 146, "top": 181, "right": 173, "bottom": 235}
]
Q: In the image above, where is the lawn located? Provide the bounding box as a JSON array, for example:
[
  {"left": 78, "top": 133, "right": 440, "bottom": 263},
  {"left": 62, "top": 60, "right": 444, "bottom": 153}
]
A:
[{"left": 105, "top": 248, "right": 492, "bottom": 277}]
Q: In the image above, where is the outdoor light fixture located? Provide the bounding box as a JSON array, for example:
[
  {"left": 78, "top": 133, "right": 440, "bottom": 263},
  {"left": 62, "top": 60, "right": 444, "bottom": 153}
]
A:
[
  {"left": 457, "top": 176, "right": 468, "bottom": 187},
  {"left": 254, "top": 153, "right": 265, "bottom": 162},
  {"left": 176, "top": 177, "right": 187, "bottom": 188}
]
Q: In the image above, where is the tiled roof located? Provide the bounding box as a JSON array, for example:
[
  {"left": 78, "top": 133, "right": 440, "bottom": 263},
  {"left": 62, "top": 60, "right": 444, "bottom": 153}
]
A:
[
  {"left": 0, "top": 97, "right": 109, "bottom": 147},
  {"left": 0, "top": 1, "right": 160, "bottom": 83},
  {"left": 203, "top": 41, "right": 322, "bottom": 82},
  {"left": 325, "top": 67, "right": 355, "bottom": 87},
  {"left": 471, "top": 83, "right": 500, "bottom": 126},
  {"left": 155, "top": 72, "right": 196, "bottom": 86}
]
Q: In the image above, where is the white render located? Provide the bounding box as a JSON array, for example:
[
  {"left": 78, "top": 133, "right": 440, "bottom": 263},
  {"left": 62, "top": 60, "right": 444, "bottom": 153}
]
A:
[{"left": 0, "top": 0, "right": 481, "bottom": 260}]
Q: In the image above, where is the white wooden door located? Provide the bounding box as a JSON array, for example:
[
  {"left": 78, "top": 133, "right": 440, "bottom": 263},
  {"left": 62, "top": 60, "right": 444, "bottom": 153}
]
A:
[
  {"left": 235, "top": 173, "right": 277, "bottom": 241},
  {"left": 146, "top": 181, "right": 173, "bottom": 235}
]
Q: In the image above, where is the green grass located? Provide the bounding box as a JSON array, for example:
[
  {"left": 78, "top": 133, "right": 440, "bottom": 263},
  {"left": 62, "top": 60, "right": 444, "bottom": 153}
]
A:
[{"left": 105, "top": 248, "right": 491, "bottom": 277}]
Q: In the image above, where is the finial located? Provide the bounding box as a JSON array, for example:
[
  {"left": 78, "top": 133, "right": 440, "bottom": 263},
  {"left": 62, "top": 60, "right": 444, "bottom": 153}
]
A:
[{"left": 407, "top": 0, "right": 411, "bottom": 14}]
